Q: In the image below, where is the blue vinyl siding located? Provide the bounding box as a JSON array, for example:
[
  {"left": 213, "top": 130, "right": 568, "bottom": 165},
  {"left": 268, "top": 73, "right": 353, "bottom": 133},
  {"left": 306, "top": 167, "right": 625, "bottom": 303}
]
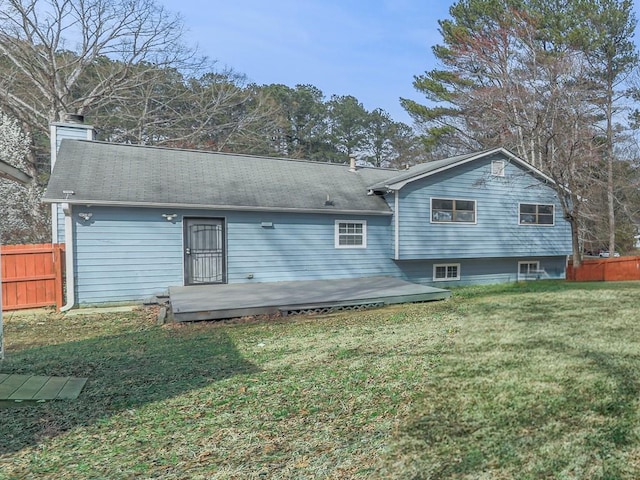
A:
[
  {"left": 225, "top": 212, "right": 395, "bottom": 283},
  {"left": 72, "top": 207, "right": 398, "bottom": 305},
  {"left": 73, "top": 208, "right": 184, "bottom": 304},
  {"left": 397, "top": 256, "right": 567, "bottom": 286},
  {"left": 53, "top": 124, "right": 93, "bottom": 152},
  {"left": 396, "top": 153, "right": 572, "bottom": 259}
]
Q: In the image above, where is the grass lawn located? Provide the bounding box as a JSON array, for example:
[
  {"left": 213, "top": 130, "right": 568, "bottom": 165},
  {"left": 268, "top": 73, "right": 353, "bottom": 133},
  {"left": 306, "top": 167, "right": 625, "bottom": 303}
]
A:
[{"left": 1, "top": 281, "right": 640, "bottom": 479}]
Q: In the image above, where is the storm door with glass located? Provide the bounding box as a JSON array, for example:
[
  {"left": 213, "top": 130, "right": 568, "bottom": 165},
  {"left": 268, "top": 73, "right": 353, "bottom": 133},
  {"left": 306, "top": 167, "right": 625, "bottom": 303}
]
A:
[{"left": 184, "top": 218, "right": 225, "bottom": 284}]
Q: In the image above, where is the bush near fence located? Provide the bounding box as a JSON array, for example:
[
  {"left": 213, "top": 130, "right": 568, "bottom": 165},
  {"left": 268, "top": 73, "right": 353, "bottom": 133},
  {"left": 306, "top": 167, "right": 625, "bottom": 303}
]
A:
[{"left": 567, "top": 256, "right": 640, "bottom": 282}]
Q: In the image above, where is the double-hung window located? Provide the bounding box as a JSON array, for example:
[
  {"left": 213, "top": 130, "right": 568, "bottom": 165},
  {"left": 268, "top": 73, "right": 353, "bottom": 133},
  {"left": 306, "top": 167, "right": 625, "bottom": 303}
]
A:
[
  {"left": 335, "top": 220, "right": 367, "bottom": 248},
  {"left": 433, "top": 263, "right": 460, "bottom": 281},
  {"left": 431, "top": 198, "right": 476, "bottom": 223},
  {"left": 519, "top": 203, "right": 554, "bottom": 225}
]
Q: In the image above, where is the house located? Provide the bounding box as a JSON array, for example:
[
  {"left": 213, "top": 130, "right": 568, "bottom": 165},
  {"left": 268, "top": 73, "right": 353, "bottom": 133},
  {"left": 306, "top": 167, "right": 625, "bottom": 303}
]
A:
[{"left": 42, "top": 121, "right": 572, "bottom": 308}]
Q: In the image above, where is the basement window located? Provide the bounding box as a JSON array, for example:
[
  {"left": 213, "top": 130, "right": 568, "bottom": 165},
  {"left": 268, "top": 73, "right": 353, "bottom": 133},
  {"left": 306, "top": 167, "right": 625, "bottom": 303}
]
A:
[
  {"left": 433, "top": 263, "right": 460, "bottom": 281},
  {"left": 518, "top": 261, "right": 541, "bottom": 280}
]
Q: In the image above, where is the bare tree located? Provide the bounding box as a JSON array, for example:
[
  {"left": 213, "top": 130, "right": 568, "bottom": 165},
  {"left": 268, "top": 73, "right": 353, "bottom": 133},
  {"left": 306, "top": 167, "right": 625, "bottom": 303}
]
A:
[
  {"left": 95, "top": 67, "right": 281, "bottom": 155},
  {"left": 0, "top": 0, "right": 197, "bottom": 176}
]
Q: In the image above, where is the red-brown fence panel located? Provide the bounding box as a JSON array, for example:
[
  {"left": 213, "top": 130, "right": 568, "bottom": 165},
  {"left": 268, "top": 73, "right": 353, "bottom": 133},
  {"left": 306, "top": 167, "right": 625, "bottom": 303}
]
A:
[
  {"left": 567, "top": 256, "right": 640, "bottom": 282},
  {"left": 1, "top": 243, "right": 65, "bottom": 311}
]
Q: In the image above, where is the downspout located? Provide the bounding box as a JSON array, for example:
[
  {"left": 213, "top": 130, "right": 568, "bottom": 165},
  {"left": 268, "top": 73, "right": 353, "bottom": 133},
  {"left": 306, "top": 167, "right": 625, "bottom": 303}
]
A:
[
  {"left": 394, "top": 190, "right": 400, "bottom": 260},
  {"left": 60, "top": 202, "right": 75, "bottom": 312}
]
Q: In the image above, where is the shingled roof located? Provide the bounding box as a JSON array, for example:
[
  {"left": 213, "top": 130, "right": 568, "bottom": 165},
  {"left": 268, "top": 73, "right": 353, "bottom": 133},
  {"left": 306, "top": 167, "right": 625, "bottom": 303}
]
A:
[{"left": 42, "top": 140, "right": 397, "bottom": 215}]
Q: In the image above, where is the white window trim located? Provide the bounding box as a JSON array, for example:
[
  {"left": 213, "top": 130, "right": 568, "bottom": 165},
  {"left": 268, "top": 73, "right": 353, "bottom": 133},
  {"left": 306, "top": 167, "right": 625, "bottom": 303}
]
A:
[
  {"left": 335, "top": 220, "right": 367, "bottom": 249},
  {"left": 518, "top": 260, "right": 541, "bottom": 281},
  {"left": 491, "top": 160, "right": 505, "bottom": 177},
  {"left": 518, "top": 202, "right": 555, "bottom": 226},
  {"left": 433, "top": 263, "right": 461, "bottom": 282},
  {"left": 430, "top": 197, "right": 478, "bottom": 225}
]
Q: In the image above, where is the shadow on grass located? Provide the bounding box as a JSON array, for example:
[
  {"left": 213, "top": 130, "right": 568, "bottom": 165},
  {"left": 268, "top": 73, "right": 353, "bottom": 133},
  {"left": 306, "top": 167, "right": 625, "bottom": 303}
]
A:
[{"left": 0, "top": 325, "right": 259, "bottom": 454}]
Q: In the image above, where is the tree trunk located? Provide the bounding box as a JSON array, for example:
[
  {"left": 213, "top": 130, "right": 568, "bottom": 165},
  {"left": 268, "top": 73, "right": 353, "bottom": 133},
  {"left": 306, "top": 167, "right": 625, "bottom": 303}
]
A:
[
  {"left": 607, "top": 152, "right": 615, "bottom": 254},
  {"left": 571, "top": 216, "right": 582, "bottom": 268},
  {"left": 606, "top": 78, "right": 616, "bottom": 255}
]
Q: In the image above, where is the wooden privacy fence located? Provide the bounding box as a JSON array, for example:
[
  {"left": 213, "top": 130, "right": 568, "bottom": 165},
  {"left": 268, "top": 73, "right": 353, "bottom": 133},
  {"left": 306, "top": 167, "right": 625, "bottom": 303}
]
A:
[
  {"left": 1, "top": 243, "right": 65, "bottom": 311},
  {"left": 566, "top": 256, "right": 640, "bottom": 282}
]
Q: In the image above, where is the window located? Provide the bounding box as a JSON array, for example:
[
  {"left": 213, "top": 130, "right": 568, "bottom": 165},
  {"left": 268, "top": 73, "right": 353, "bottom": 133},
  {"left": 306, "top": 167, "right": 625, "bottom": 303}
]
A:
[
  {"left": 431, "top": 198, "right": 476, "bottom": 223},
  {"left": 491, "top": 160, "right": 505, "bottom": 177},
  {"left": 433, "top": 263, "right": 460, "bottom": 281},
  {"left": 518, "top": 261, "right": 541, "bottom": 280},
  {"left": 335, "top": 220, "right": 367, "bottom": 248},
  {"left": 519, "top": 203, "right": 554, "bottom": 225}
]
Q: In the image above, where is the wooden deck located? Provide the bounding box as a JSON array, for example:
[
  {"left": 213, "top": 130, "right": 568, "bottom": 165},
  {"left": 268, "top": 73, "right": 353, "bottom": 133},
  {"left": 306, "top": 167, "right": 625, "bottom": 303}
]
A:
[
  {"left": 169, "top": 276, "right": 451, "bottom": 322},
  {"left": 0, "top": 374, "right": 87, "bottom": 402}
]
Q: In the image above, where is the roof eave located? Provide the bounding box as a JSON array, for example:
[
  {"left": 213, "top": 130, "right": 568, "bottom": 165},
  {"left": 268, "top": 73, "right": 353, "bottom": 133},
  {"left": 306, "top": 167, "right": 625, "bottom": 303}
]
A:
[{"left": 41, "top": 198, "right": 393, "bottom": 216}]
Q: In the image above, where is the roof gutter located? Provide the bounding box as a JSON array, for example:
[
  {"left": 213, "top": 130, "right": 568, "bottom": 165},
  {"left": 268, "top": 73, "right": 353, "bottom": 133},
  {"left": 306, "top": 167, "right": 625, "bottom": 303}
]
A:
[
  {"left": 40, "top": 199, "right": 393, "bottom": 216},
  {"left": 60, "top": 203, "right": 75, "bottom": 312}
]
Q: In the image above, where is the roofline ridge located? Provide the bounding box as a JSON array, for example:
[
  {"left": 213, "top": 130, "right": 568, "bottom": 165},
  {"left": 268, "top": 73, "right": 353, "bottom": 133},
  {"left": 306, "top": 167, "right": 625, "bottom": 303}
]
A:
[{"left": 64, "top": 139, "right": 398, "bottom": 170}]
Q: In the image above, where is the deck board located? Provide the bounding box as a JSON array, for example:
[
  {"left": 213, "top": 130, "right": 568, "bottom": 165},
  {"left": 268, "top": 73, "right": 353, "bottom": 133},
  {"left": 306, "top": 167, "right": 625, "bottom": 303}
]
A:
[{"left": 169, "top": 276, "right": 451, "bottom": 322}]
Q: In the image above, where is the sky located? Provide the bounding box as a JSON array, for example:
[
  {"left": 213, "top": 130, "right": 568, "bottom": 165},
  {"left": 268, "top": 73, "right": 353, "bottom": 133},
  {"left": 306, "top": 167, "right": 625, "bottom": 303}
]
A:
[{"left": 160, "top": 0, "right": 456, "bottom": 125}]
